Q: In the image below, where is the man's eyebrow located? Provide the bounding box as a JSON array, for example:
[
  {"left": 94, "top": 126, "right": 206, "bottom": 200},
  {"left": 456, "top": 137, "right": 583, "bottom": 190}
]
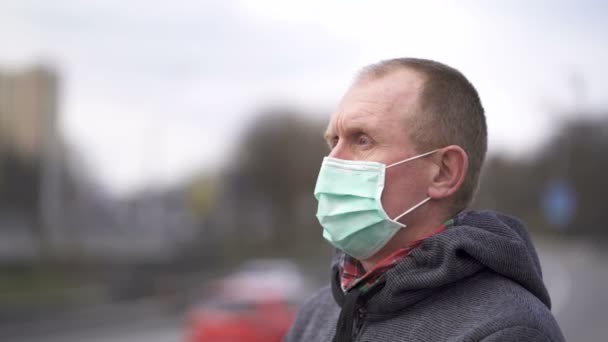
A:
[{"left": 324, "top": 123, "right": 376, "bottom": 141}]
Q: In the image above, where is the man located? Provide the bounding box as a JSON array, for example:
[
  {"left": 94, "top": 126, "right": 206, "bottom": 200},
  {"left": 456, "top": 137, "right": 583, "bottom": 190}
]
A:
[{"left": 285, "top": 58, "right": 565, "bottom": 342}]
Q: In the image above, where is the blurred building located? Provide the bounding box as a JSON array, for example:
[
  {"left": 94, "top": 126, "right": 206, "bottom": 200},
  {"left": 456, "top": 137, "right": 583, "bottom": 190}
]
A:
[
  {"left": 0, "top": 66, "right": 59, "bottom": 160},
  {"left": 0, "top": 65, "right": 63, "bottom": 262}
]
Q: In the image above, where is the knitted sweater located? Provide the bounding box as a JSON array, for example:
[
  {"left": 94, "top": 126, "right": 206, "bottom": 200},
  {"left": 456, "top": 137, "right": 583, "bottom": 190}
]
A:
[{"left": 285, "top": 211, "right": 565, "bottom": 342}]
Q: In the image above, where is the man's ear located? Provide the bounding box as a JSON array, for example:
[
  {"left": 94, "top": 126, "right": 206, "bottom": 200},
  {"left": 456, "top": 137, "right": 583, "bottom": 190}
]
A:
[{"left": 428, "top": 145, "right": 468, "bottom": 200}]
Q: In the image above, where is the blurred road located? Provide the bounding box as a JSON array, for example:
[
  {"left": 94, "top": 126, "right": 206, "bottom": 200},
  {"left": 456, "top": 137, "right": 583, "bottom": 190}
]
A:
[
  {"left": 537, "top": 236, "right": 608, "bottom": 342},
  {"left": 0, "top": 299, "right": 184, "bottom": 342},
  {"left": 18, "top": 317, "right": 183, "bottom": 342},
  {"left": 2, "top": 236, "right": 607, "bottom": 342}
]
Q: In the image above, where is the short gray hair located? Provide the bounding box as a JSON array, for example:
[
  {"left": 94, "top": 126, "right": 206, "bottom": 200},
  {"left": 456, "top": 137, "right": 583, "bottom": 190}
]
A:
[{"left": 358, "top": 58, "right": 487, "bottom": 207}]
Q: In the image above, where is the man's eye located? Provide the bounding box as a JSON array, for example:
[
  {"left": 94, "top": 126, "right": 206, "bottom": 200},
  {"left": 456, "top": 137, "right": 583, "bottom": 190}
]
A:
[
  {"left": 328, "top": 137, "right": 339, "bottom": 149},
  {"left": 357, "top": 136, "right": 370, "bottom": 145}
]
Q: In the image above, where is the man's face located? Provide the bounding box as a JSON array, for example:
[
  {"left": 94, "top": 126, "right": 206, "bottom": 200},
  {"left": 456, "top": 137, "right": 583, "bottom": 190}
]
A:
[{"left": 324, "top": 69, "right": 432, "bottom": 221}]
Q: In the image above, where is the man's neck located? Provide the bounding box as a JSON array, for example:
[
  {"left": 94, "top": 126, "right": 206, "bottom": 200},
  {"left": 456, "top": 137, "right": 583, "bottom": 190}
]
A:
[{"left": 360, "top": 207, "right": 454, "bottom": 272}]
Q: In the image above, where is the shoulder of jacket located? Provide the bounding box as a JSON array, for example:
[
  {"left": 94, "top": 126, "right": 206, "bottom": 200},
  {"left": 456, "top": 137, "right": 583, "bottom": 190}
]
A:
[
  {"left": 299, "top": 285, "right": 335, "bottom": 314},
  {"left": 285, "top": 285, "right": 339, "bottom": 342},
  {"left": 480, "top": 325, "right": 562, "bottom": 342}
]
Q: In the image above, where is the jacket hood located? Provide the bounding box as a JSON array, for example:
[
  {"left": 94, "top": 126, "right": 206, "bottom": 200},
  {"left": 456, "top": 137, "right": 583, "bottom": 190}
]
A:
[{"left": 330, "top": 210, "right": 551, "bottom": 319}]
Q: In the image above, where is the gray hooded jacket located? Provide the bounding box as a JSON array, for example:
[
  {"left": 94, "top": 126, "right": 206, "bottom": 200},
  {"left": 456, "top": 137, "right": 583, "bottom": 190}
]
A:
[{"left": 285, "top": 211, "right": 565, "bottom": 341}]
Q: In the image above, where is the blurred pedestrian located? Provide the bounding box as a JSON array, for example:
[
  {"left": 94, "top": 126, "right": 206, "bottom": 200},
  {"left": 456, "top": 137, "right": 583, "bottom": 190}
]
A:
[{"left": 285, "top": 58, "right": 565, "bottom": 342}]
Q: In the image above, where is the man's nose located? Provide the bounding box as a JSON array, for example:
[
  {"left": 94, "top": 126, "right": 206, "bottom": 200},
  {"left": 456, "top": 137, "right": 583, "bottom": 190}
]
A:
[{"left": 328, "top": 142, "right": 352, "bottom": 160}]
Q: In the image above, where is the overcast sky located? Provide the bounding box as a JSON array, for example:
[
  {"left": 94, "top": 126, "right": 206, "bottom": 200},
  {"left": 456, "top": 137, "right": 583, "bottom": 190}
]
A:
[{"left": 1, "top": 0, "right": 607, "bottom": 195}]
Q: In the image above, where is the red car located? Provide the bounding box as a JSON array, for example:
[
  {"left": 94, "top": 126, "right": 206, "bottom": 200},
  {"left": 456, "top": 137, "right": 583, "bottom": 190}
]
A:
[{"left": 186, "top": 260, "right": 306, "bottom": 342}]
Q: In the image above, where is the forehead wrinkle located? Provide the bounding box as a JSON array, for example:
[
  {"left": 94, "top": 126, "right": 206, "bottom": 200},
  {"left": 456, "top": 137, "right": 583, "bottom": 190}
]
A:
[
  {"left": 327, "top": 108, "right": 380, "bottom": 140},
  {"left": 327, "top": 78, "right": 408, "bottom": 140}
]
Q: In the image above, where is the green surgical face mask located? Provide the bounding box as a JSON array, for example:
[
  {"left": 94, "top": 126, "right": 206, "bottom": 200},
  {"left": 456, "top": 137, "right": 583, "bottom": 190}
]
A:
[{"left": 313, "top": 149, "right": 439, "bottom": 260}]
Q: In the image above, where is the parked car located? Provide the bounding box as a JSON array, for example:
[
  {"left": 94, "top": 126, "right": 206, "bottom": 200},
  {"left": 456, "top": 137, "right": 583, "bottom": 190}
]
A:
[{"left": 186, "top": 259, "right": 307, "bottom": 342}]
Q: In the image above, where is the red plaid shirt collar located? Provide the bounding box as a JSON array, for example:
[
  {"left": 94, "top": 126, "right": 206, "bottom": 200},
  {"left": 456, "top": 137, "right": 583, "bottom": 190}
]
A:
[{"left": 340, "top": 218, "right": 454, "bottom": 292}]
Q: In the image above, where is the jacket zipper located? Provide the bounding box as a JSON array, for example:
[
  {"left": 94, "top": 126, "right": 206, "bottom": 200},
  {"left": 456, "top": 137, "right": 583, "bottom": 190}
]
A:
[{"left": 352, "top": 307, "right": 367, "bottom": 341}]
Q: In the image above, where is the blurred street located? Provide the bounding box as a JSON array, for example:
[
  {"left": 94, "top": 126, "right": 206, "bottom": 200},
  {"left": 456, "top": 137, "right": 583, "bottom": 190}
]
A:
[
  {"left": 0, "top": 235, "right": 605, "bottom": 342},
  {"left": 0, "top": 298, "right": 183, "bottom": 342},
  {"left": 538, "top": 236, "right": 608, "bottom": 342},
  {"left": 17, "top": 317, "right": 182, "bottom": 342}
]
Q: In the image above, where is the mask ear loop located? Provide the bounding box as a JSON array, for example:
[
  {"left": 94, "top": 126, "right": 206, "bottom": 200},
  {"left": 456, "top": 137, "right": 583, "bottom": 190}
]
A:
[
  {"left": 387, "top": 149, "right": 439, "bottom": 223},
  {"left": 393, "top": 196, "right": 432, "bottom": 222},
  {"left": 386, "top": 149, "right": 440, "bottom": 168}
]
